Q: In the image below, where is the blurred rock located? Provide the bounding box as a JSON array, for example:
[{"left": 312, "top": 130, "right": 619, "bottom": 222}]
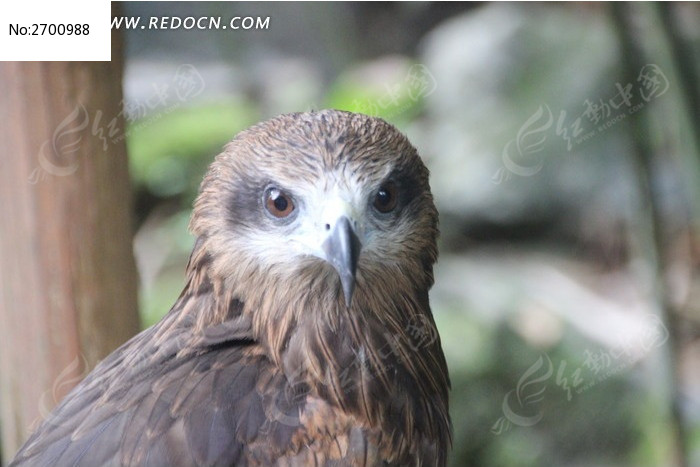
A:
[{"left": 415, "top": 3, "right": 642, "bottom": 265}]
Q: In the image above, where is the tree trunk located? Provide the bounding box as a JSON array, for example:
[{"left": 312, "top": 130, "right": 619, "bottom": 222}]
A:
[{"left": 0, "top": 22, "right": 140, "bottom": 463}]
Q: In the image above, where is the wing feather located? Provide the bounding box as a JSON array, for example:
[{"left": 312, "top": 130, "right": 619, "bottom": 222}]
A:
[{"left": 10, "top": 307, "right": 303, "bottom": 466}]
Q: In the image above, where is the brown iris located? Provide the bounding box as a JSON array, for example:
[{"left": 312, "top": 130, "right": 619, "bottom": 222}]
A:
[
  {"left": 373, "top": 182, "right": 398, "bottom": 213},
  {"left": 265, "top": 187, "right": 295, "bottom": 218}
]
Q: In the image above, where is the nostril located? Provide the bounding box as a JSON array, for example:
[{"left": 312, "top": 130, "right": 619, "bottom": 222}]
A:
[{"left": 325, "top": 223, "right": 331, "bottom": 231}]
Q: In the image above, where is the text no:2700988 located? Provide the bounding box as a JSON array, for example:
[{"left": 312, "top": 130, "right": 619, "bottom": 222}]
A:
[{"left": 9, "top": 24, "right": 90, "bottom": 36}]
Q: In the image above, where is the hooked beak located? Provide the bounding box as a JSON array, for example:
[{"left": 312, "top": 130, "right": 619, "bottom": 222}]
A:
[{"left": 322, "top": 216, "right": 362, "bottom": 307}]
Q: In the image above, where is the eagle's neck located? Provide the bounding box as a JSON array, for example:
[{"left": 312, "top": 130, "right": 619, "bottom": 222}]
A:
[
  {"left": 249, "top": 264, "right": 451, "bottom": 462},
  {"left": 180, "top": 237, "right": 450, "bottom": 462}
]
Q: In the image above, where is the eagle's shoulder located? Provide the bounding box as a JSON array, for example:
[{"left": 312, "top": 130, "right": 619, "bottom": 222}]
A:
[
  {"left": 12, "top": 313, "right": 400, "bottom": 467},
  {"left": 11, "top": 310, "right": 299, "bottom": 466}
]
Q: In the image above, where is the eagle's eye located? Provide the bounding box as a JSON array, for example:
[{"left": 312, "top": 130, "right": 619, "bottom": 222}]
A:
[
  {"left": 373, "top": 182, "right": 398, "bottom": 213},
  {"left": 264, "top": 187, "right": 295, "bottom": 218}
]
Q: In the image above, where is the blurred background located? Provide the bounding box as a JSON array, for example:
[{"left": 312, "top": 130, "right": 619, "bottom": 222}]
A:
[{"left": 1, "top": 2, "right": 699, "bottom": 466}]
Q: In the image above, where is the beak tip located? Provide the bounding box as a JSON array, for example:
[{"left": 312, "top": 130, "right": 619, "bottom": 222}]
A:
[{"left": 342, "top": 280, "right": 354, "bottom": 307}]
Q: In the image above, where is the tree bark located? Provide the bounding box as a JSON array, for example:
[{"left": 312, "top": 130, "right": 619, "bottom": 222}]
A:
[{"left": 0, "top": 20, "right": 140, "bottom": 463}]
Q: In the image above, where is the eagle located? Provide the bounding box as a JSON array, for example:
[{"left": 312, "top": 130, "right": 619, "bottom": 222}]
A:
[{"left": 11, "top": 110, "right": 451, "bottom": 466}]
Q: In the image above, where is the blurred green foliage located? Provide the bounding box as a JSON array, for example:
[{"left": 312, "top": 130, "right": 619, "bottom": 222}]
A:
[
  {"left": 128, "top": 98, "right": 258, "bottom": 200},
  {"left": 325, "top": 65, "right": 424, "bottom": 127}
]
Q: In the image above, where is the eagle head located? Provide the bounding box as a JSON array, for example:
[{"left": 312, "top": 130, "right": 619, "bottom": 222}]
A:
[{"left": 191, "top": 110, "right": 438, "bottom": 315}]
